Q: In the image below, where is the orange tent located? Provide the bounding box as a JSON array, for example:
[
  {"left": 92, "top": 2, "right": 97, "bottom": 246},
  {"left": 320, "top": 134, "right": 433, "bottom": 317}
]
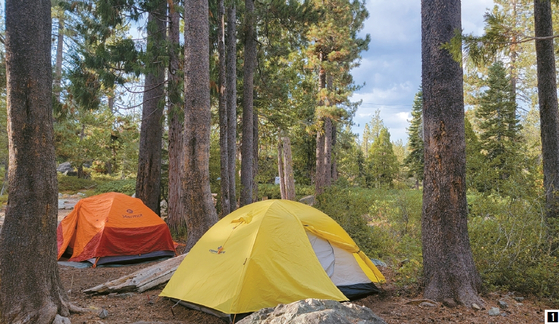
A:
[{"left": 57, "top": 192, "right": 175, "bottom": 265}]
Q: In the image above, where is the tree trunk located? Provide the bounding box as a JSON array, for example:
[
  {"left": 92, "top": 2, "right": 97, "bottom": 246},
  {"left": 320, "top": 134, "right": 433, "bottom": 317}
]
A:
[
  {"left": 421, "top": 0, "right": 483, "bottom": 307},
  {"left": 324, "top": 117, "right": 332, "bottom": 187},
  {"left": 240, "top": 0, "right": 256, "bottom": 207},
  {"left": 218, "top": 0, "right": 230, "bottom": 216},
  {"left": 252, "top": 110, "right": 259, "bottom": 201},
  {"left": 0, "top": 0, "right": 71, "bottom": 322},
  {"left": 282, "top": 136, "right": 296, "bottom": 200},
  {"left": 534, "top": 0, "right": 559, "bottom": 223},
  {"left": 54, "top": 16, "right": 64, "bottom": 102},
  {"left": 331, "top": 123, "right": 338, "bottom": 182},
  {"left": 136, "top": 0, "right": 167, "bottom": 215},
  {"left": 183, "top": 0, "right": 219, "bottom": 251},
  {"left": 167, "top": 0, "right": 187, "bottom": 233},
  {"left": 277, "top": 137, "right": 287, "bottom": 199},
  {"left": 315, "top": 61, "right": 327, "bottom": 195},
  {"left": 226, "top": 3, "right": 237, "bottom": 211}
]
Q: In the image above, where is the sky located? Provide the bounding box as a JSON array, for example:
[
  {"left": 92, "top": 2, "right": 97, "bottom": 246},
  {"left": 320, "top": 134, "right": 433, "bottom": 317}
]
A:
[{"left": 350, "top": 0, "right": 495, "bottom": 144}]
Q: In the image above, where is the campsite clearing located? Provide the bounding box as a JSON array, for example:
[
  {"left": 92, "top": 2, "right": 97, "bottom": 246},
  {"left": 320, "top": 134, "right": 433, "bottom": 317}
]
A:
[{"left": 59, "top": 259, "right": 549, "bottom": 324}]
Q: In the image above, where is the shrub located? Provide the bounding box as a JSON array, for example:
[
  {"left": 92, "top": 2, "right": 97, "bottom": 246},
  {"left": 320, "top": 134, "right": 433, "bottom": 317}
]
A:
[
  {"left": 313, "top": 186, "right": 391, "bottom": 259},
  {"left": 95, "top": 179, "right": 136, "bottom": 196},
  {"left": 58, "top": 174, "right": 96, "bottom": 193},
  {"left": 468, "top": 193, "right": 559, "bottom": 299}
]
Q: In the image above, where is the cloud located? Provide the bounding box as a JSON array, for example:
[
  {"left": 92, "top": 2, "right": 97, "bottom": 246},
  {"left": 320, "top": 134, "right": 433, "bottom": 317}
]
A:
[{"left": 350, "top": 0, "right": 494, "bottom": 144}]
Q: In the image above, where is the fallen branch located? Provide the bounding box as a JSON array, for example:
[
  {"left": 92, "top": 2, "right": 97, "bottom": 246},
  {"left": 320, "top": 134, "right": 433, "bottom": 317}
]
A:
[{"left": 84, "top": 254, "right": 186, "bottom": 295}]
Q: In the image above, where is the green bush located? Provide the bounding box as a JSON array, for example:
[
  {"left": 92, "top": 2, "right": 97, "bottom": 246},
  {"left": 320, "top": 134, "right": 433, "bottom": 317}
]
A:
[
  {"left": 58, "top": 174, "right": 96, "bottom": 192},
  {"left": 468, "top": 193, "right": 559, "bottom": 299},
  {"left": 95, "top": 179, "right": 136, "bottom": 196},
  {"left": 314, "top": 186, "right": 391, "bottom": 259}
]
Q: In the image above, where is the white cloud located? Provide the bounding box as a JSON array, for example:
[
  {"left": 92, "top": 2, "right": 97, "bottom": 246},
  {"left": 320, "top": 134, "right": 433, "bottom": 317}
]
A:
[{"left": 350, "top": 0, "right": 494, "bottom": 144}]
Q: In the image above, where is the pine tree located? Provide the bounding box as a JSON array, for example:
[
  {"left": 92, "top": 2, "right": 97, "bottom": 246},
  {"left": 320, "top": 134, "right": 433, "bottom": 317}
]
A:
[
  {"left": 476, "top": 61, "right": 522, "bottom": 192},
  {"left": 404, "top": 89, "right": 424, "bottom": 188},
  {"left": 366, "top": 128, "right": 399, "bottom": 188}
]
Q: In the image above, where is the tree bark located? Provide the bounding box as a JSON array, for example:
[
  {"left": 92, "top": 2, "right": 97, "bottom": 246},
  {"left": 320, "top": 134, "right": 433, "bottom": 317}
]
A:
[
  {"left": 54, "top": 17, "right": 64, "bottom": 102},
  {"left": 0, "top": 0, "right": 71, "bottom": 322},
  {"left": 534, "top": 0, "right": 559, "bottom": 223},
  {"left": 282, "top": 136, "right": 296, "bottom": 200},
  {"left": 315, "top": 62, "right": 327, "bottom": 195},
  {"left": 167, "top": 0, "right": 187, "bottom": 233},
  {"left": 136, "top": 0, "right": 167, "bottom": 215},
  {"left": 240, "top": 0, "right": 256, "bottom": 207},
  {"left": 421, "top": 0, "right": 483, "bottom": 307},
  {"left": 331, "top": 123, "right": 338, "bottom": 182},
  {"left": 183, "top": 0, "right": 219, "bottom": 251},
  {"left": 324, "top": 117, "right": 332, "bottom": 187},
  {"left": 226, "top": 3, "right": 238, "bottom": 211},
  {"left": 218, "top": 0, "right": 230, "bottom": 216},
  {"left": 277, "top": 136, "right": 287, "bottom": 199},
  {"left": 252, "top": 110, "right": 259, "bottom": 201}
]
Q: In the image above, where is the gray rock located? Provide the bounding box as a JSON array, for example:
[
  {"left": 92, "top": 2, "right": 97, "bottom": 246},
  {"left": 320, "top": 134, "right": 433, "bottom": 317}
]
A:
[
  {"left": 237, "top": 299, "right": 387, "bottom": 324},
  {"left": 488, "top": 307, "right": 500, "bottom": 316},
  {"left": 57, "top": 162, "right": 74, "bottom": 173},
  {"left": 52, "top": 315, "right": 71, "bottom": 324},
  {"left": 371, "top": 259, "right": 387, "bottom": 267},
  {"left": 513, "top": 297, "right": 524, "bottom": 302},
  {"left": 99, "top": 308, "right": 109, "bottom": 319},
  {"left": 498, "top": 300, "right": 508, "bottom": 309}
]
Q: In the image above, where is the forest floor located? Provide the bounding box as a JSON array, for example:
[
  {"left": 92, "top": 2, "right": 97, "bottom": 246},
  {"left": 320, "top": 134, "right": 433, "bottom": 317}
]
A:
[
  {"left": 60, "top": 258, "right": 551, "bottom": 324},
  {"left": 1, "top": 198, "right": 552, "bottom": 323}
]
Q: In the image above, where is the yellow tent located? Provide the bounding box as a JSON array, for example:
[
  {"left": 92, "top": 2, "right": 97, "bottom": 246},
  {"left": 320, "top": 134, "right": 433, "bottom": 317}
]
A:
[{"left": 160, "top": 199, "right": 385, "bottom": 317}]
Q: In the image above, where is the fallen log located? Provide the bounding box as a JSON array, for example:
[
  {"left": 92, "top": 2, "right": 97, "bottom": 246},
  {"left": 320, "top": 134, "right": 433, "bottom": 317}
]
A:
[{"left": 84, "top": 254, "right": 187, "bottom": 295}]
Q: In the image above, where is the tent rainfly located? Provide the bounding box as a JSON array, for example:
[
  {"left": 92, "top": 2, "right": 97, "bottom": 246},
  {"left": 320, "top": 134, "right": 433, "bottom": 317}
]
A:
[
  {"left": 57, "top": 192, "right": 175, "bottom": 266},
  {"left": 160, "top": 199, "right": 385, "bottom": 319}
]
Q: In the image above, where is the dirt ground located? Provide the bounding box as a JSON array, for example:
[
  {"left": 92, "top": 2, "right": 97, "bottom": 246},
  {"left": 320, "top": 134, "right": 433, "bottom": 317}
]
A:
[
  {"left": 59, "top": 257, "right": 552, "bottom": 324},
  {"left": 51, "top": 198, "right": 552, "bottom": 323}
]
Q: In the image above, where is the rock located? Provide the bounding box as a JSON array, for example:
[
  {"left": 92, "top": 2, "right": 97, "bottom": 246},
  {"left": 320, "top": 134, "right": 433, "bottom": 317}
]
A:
[
  {"left": 472, "top": 303, "right": 481, "bottom": 310},
  {"left": 299, "top": 195, "right": 315, "bottom": 206},
  {"left": 52, "top": 315, "right": 71, "bottom": 324},
  {"left": 98, "top": 309, "right": 109, "bottom": 319},
  {"left": 488, "top": 307, "right": 500, "bottom": 316},
  {"left": 419, "top": 302, "right": 437, "bottom": 308},
  {"left": 57, "top": 162, "right": 74, "bottom": 173},
  {"left": 371, "top": 259, "right": 387, "bottom": 267},
  {"left": 442, "top": 298, "right": 457, "bottom": 308},
  {"left": 513, "top": 297, "right": 524, "bottom": 302},
  {"left": 237, "top": 298, "right": 387, "bottom": 324},
  {"left": 498, "top": 300, "right": 508, "bottom": 309}
]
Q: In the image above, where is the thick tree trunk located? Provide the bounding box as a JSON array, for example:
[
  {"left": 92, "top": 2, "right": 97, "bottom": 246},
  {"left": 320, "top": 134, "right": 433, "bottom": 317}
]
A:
[
  {"left": 167, "top": 0, "right": 187, "bottom": 233},
  {"left": 226, "top": 4, "right": 238, "bottom": 211},
  {"left": 54, "top": 17, "right": 64, "bottom": 101},
  {"left": 534, "top": 0, "right": 559, "bottom": 223},
  {"left": 421, "top": 0, "right": 483, "bottom": 307},
  {"left": 218, "top": 0, "right": 230, "bottom": 216},
  {"left": 136, "top": 0, "right": 167, "bottom": 215},
  {"left": 282, "top": 136, "right": 296, "bottom": 200},
  {"left": 240, "top": 0, "right": 256, "bottom": 207},
  {"left": 0, "top": 1, "right": 71, "bottom": 322},
  {"left": 183, "top": 0, "right": 219, "bottom": 251}
]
